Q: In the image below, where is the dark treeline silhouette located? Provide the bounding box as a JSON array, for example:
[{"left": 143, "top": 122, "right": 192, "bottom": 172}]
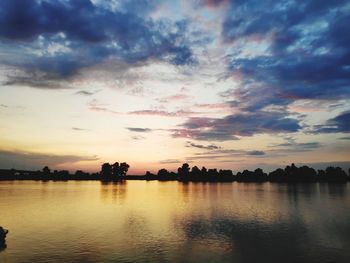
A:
[
  {"left": 144, "top": 163, "right": 349, "bottom": 183},
  {"left": 0, "top": 161, "right": 129, "bottom": 182},
  {"left": 0, "top": 163, "right": 349, "bottom": 183},
  {"left": 0, "top": 167, "right": 100, "bottom": 181},
  {"left": 100, "top": 162, "right": 130, "bottom": 181}
]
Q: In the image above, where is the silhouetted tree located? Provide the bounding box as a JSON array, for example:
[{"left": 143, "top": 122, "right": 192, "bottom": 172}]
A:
[
  {"left": 119, "top": 162, "right": 130, "bottom": 176},
  {"left": 112, "top": 162, "right": 119, "bottom": 177},
  {"left": 74, "top": 170, "right": 92, "bottom": 179},
  {"left": 201, "top": 167, "right": 207, "bottom": 176},
  {"left": 207, "top": 168, "right": 219, "bottom": 179},
  {"left": 42, "top": 166, "right": 50, "bottom": 176},
  {"left": 145, "top": 171, "right": 155, "bottom": 180},
  {"left": 158, "top": 168, "right": 169, "bottom": 177},
  {"left": 269, "top": 164, "right": 317, "bottom": 182},
  {"left": 254, "top": 168, "right": 268, "bottom": 182},
  {"left": 323, "top": 166, "right": 348, "bottom": 182},
  {"left": 298, "top": 166, "right": 317, "bottom": 182},
  {"left": 268, "top": 168, "right": 286, "bottom": 182},
  {"left": 317, "top": 169, "right": 326, "bottom": 180},
  {"left": 101, "top": 163, "right": 112, "bottom": 180},
  {"left": 178, "top": 163, "right": 190, "bottom": 180},
  {"left": 218, "top": 169, "right": 234, "bottom": 181},
  {"left": 101, "top": 162, "right": 129, "bottom": 181},
  {"left": 190, "top": 166, "right": 201, "bottom": 180}
]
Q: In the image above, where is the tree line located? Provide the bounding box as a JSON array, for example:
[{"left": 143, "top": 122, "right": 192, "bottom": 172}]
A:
[
  {"left": 0, "top": 162, "right": 349, "bottom": 183},
  {"left": 0, "top": 162, "right": 129, "bottom": 182},
  {"left": 145, "top": 163, "right": 350, "bottom": 183}
]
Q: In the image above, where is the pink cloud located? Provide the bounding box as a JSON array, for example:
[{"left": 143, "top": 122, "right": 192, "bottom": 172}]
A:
[
  {"left": 200, "top": 0, "right": 229, "bottom": 8},
  {"left": 194, "top": 103, "right": 229, "bottom": 109},
  {"left": 128, "top": 109, "right": 196, "bottom": 117},
  {"left": 88, "top": 99, "right": 120, "bottom": 114},
  {"left": 157, "top": 94, "right": 190, "bottom": 103}
]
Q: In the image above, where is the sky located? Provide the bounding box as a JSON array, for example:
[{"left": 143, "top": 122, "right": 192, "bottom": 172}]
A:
[{"left": 0, "top": 0, "right": 349, "bottom": 174}]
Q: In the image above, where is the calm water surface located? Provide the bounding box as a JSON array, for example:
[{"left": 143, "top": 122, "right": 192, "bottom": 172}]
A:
[{"left": 0, "top": 181, "right": 349, "bottom": 263}]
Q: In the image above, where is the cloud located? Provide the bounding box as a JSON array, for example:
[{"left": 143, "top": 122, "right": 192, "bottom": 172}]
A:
[
  {"left": 199, "top": 0, "right": 228, "bottom": 8},
  {"left": 2, "top": 73, "right": 71, "bottom": 89},
  {"left": 207, "top": 149, "right": 265, "bottom": 156},
  {"left": 194, "top": 103, "right": 229, "bottom": 110},
  {"left": 220, "top": 0, "right": 350, "bottom": 113},
  {"left": 273, "top": 142, "right": 320, "bottom": 149},
  {"left": 269, "top": 141, "right": 322, "bottom": 152},
  {"left": 72, "top": 127, "right": 88, "bottom": 131},
  {"left": 247, "top": 150, "right": 265, "bottom": 156},
  {"left": 0, "top": 149, "right": 98, "bottom": 170},
  {"left": 185, "top": 148, "right": 266, "bottom": 161},
  {"left": 128, "top": 109, "right": 196, "bottom": 117},
  {"left": 157, "top": 94, "right": 189, "bottom": 103},
  {"left": 87, "top": 99, "right": 120, "bottom": 114},
  {"left": 314, "top": 111, "right": 350, "bottom": 133},
  {"left": 75, "top": 90, "right": 100, "bottom": 96},
  {"left": 172, "top": 128, "right": 240, "bottom": 141},
  {"left": 339, "top": 136, "right": 350, "bottom": 140},
  {"left": 126, "top": 127, "right": 152, "bottom": 133},
  {"left": 174, "top": 111, "right": 301, "bottom": 141},
  {"left": 130, "top": 135, "right": 146, "bottom": 140},
  {"left": 0, "top": 0, "right": 195, "bottom": 79},
  {"left": 159, "top": 159, "right": 181, "bottom": 164},
  {"left": 188, "top": 142, "right": 322, "bottom": 162},
  {"left": 186, "top": 141, "right": 221, "bottom": 150}
]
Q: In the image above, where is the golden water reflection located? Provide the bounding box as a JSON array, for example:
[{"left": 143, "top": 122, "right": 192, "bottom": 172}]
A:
[{"left": 0, "top": 181, "right": 349, "bottom": 263}]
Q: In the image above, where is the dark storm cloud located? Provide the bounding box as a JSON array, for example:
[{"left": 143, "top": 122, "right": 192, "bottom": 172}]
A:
[
  {"left": 126, "top": 127, "right": 152, "bottom": 133},
  {"left": 174, "top": 111, "right": 300, "bottom": 141},
  {"left": 0, "top": 0, "right": 195, "bottom": 78},
  {"left": 222, "top": 0, "right": 350, "bottom": 110},
  {"left": 314, "top": 111, "right": 350, "bottom": 133}
]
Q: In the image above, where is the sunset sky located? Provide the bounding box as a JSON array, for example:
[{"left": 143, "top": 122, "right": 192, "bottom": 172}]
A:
[{"left": 0, "top": 0, "right": 349, "bottom": 174}]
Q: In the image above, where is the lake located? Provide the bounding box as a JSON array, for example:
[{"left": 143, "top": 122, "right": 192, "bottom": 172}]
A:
[{"left": 0, "top": 181, "right": 349, "bottom": 263}]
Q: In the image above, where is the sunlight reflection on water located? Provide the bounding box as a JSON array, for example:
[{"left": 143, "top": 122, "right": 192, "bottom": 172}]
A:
[{"left": 0, "top": 181, "right": 349, "bottom": 263}]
